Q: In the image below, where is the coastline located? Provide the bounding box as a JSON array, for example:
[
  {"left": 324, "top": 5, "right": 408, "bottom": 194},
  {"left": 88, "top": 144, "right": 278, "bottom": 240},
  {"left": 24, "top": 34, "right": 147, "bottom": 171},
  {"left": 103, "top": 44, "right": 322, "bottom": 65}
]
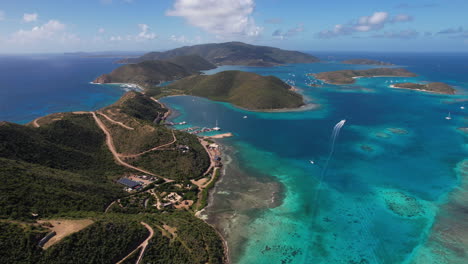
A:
[{"left": 388, "top": 84, "right": 454, "bottom": 95}]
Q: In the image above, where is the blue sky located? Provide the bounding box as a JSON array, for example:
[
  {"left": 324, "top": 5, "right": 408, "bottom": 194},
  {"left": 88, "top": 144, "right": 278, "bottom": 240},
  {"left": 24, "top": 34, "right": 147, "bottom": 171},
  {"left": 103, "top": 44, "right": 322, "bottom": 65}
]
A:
[{"left": 1, "top": 0, "right": 467, "bottom": 53}]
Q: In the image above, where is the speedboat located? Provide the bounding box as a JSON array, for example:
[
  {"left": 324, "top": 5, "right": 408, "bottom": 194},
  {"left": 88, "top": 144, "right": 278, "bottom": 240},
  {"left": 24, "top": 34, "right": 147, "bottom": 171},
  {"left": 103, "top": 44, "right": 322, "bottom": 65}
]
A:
[
  {"left": 309, "top": 160, "right": 315, "bottom": 164},
  {"left": 445, "top": 112, "right": 452, "bottom": 120}
]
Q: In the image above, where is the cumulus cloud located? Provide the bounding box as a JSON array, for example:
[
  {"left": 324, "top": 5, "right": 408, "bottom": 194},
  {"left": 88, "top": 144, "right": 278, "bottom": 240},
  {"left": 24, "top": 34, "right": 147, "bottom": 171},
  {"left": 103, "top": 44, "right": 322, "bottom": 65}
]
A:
[
  {"left": 98, "top": 27, "right": 105, "bottom": 33},
  {"left": 0, "top": 10, "right": 5, "bottom": 21},
  {"left": 137, "top": 24, "right": 157, "bottom": 40},
  {"left": 317, "top": 11, "right": 413, "bottom": 38},
  {"left": 110, "top": 24, "right": 157, "bottom": 42},
  {"left": 372, "top": 30, "right": 419, "bottom": 39},
  {"left": 10, "top": 20, "right": 79, "bottom": 44},
  {"left": 273, "top": 24, "right": 304, "bottom": 40},
  {"left": 166, "top": 0, "right": 262, "bottom": 37},
  {"left": 23, "top": 13, "right": 38, "bottom": 22}
]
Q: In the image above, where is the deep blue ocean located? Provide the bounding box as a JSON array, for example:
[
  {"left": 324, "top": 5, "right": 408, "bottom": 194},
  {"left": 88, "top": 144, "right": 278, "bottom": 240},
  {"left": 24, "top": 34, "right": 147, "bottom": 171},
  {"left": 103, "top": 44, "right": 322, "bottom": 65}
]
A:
[
  {"left": 1, "top": 52, "right": 467, "bottom": 264},
  {"left": 0, "top": 54, "right": 123, "bottom": 124}
]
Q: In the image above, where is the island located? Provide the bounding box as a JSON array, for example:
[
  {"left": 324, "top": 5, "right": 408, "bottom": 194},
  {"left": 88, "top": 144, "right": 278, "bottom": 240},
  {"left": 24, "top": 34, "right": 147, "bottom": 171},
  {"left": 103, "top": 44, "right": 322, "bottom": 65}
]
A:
[
  {"left": 391, "top": 82, "right": 456, "bottom": 94},
  {"left": 118, "top": 41, "right": 320, "bottom": 66},
  {"left": 93, "top": 55, "right": 216, "bottom": 88},
  {"left": 342, "top": 59, "right": 394, "bottom": 66},
  {"left": 311, "top": 68, "right": 417, "bottom": 85},
  {"left": 0, "top": 91, "right": 227, "bottom": 263},
  {"left": 166, "top": 71, "right": 305, "bottom": 110}
]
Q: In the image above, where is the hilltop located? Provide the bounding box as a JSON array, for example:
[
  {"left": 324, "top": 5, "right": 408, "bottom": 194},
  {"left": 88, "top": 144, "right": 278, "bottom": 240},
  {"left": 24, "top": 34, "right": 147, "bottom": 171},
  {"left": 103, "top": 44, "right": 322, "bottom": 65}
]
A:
[
  {"left": 167, "top": 71, "right": 305, "bottom": 110},
  {"left": 118, "top": 41, "right": 319, "bottom": 66},
  {"left": 312, "top": 68, "right": 417, "bottom": 85},
  {"left": 391, "top": 82, "right": 456, "bottom": 94},
  {"left": 1, "top": 91, "right": 225, "bottom": 263},
  {"left": 93, "top": 55, "right": 215, "bottom": 88},
  {"left": 342, "top": 59, "right": 394, "bottom": 66}
]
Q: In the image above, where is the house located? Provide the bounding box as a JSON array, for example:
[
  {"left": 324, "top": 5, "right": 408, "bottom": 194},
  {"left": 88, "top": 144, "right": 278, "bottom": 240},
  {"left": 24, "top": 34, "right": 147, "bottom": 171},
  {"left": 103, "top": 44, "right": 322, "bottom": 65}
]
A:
[
  {"left": 208, "top": 143, "right": 219, "bottom": 149},
  {"left": 117, "top": 178, "right": 141, "bottom": 189}
]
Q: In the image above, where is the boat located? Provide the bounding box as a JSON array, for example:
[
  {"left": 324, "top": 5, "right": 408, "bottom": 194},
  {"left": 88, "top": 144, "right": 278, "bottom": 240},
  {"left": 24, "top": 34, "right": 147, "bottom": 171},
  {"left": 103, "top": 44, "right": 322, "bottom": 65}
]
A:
[
  {"left": 461, "top": 106, "right": 465, "bottom": 110},
  {"left": 243, "top": 116, "right": 248, "bottom": 119},
  {"left": 445, "top": 112, "right": 452, "bottom": 120},
  {"left": 213, "top": 120, "right": 221, "bottom": 131},
  {"left": 309, "top": 160, "right": 315, "bottom": 164}
]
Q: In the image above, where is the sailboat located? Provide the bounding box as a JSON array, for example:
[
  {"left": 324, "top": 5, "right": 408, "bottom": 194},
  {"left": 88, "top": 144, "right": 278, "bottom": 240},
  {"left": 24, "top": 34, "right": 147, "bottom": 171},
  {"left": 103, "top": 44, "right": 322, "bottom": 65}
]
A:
[
  {"left": 445, "top": 112, "right": 452, "bottom": 120},
  {"left": 213, "top": 120, "right": 221, "bottom": 131}
]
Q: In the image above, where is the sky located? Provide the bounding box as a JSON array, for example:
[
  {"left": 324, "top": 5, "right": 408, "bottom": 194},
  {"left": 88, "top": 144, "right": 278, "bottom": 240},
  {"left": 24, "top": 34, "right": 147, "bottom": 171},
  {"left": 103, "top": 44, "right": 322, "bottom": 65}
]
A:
[{"left": 0, "top": 0, "right": 467, "bottom": 53}]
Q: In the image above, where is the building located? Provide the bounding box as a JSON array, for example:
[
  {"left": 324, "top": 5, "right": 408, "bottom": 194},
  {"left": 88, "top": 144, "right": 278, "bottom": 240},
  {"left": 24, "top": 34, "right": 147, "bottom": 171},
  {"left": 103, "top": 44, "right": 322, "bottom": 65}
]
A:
[{"left": 117, "top": 178, "right": 141, "bottom": 189}]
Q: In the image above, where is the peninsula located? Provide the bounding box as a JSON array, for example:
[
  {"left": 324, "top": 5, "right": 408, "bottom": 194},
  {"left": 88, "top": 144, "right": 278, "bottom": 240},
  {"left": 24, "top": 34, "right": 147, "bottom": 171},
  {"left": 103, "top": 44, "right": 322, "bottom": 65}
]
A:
[
  {"left": 118, "top": 41, "right": 320, "bottom": 66},
  {"left": 391, "top": 82, "right": 456, "bottom": 94},
  {"left": 342, "top": 59, "right": 394, "bottom": 66},
  {"left": 166, "top": 70, "right": 305, "bottom": 110},
  {"left": 311, "top": 68, "right": 417, "bottom": 85},
  {"left": 0, "top": 91, "right": 226, "bottom": 264}
]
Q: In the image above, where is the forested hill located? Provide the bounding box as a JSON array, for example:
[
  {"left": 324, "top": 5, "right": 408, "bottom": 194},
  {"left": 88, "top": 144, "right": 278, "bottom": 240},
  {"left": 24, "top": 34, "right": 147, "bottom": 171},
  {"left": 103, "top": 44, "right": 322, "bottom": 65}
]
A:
[
  {"left": 167, "top": 70, "right": 305, "bottom": 110},
  {"left": 118, "top": 41, "right": 320, "bottom": 66},
  {"left": 93, "top": 55, "right": 216, "bottom": 88}
]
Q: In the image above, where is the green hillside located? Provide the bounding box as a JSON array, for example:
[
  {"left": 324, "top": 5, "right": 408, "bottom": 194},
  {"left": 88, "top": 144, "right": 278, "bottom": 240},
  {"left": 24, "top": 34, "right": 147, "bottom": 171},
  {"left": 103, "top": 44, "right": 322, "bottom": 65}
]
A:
[
  {"left": 93, "top": 55, "right": 215, "bottom": 88},
  {"left": 312, "top": 68, "right": 417, "bottom": 85},
  {"left": 119, "top": 41, "right": 320, "bottom": 66},
  {"left": 168, "top": 70, "right": 305, "bottom": 110}
]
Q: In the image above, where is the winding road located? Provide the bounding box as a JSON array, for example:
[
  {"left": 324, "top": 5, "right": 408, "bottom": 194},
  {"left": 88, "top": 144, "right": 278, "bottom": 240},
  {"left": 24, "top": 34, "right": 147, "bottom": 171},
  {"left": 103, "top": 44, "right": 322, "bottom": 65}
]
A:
[{"left": 115, "top": 222, "right": 155, "bottom": 264}]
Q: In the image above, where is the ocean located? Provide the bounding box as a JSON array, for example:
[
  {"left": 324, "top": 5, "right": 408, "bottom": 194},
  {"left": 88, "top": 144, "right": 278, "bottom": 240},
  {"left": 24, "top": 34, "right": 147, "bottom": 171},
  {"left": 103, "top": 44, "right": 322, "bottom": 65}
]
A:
[
  {"left": 1, "top": 52, "right": 467, "bottom": 263},
  {"left": 160, "top": 52, "right": 468, "bottom": 264},
  {"left": 0, "top": 54, "right": 123, "bottom": 124}
]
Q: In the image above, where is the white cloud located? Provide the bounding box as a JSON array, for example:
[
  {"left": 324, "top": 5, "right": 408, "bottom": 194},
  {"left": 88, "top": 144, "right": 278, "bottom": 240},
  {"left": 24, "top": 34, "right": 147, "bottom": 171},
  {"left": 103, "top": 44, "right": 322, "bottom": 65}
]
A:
[
  {"left": 170, "top": 34, "right": 202, "bottom": 44},
  {"left": 372, "top": 30, "right": 419, "bottom": 39},
  {"left": 10, "top": 20, "right": 79, "bottom": 44},
  {"left": 318, "top": 12, "right": 414, "bottom": 38},
  {"left": 0, "top": 10, "right": 5, "bottom": 21},
  {"left": 166, "top": 0, "right": 262, "bottom": 37},
  {"left": 109, "top": 24, "right": 157, "bottom": 42},
  {"left": 272, "top": 24, "right": 304, "bottom": 40},
  {"left": 137, "top": 24, "right": 157, "bottom": 40},
  {"left": 98, "top": 27, "right": 105, "bottom": 33},
  {"left": 23, "top": 13, "right": 38, "bottom": 23}
]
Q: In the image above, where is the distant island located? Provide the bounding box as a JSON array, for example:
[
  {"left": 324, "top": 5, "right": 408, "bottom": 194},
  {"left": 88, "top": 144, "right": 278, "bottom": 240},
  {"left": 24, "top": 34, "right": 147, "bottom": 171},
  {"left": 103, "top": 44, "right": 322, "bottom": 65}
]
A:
[
  {"left": 166, "top": 70, "right": 305, "bottom": 110},
  {"left": 93, "top": 55, "right": 216, "bottom": 88},
  {"left": 311, "top": 68, "right": 417, "bottom": 85},
  {"left": 342, "top": 59, "right": 394, "bottom": 66},
  {"left": 391, "top": 82, "right": 456, "bottom": 94},
  {"left": 117, "top": 41, "right": 320, "bottom": 67},
  {"left": 95, "top": 56, "right": 306, "bottom": 111}
]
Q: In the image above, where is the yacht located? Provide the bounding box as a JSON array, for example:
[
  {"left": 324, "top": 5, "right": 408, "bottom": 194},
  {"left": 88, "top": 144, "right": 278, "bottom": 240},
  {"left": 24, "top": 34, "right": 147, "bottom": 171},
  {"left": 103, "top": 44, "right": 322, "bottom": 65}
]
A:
[{"left": 243, "top": 116, "right": 248, "bottom": 119}]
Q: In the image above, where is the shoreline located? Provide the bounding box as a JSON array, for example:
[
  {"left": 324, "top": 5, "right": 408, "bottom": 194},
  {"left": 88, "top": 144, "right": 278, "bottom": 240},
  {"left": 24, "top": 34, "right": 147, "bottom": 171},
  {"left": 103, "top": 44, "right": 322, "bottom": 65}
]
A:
[{"left": 389, "top": 84, "right": 454, "bottom": 95}]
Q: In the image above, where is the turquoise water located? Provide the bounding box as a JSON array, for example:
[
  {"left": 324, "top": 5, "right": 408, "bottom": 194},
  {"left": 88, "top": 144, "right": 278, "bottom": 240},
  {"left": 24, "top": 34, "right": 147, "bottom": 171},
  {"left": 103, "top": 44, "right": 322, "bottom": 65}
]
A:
[{"left": 161, "top": 55, "right": 468, "bottom": 263}]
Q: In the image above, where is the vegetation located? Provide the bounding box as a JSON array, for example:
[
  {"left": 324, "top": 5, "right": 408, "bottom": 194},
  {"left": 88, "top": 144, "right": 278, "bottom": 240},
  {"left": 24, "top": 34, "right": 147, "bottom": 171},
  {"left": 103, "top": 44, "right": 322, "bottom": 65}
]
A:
[
  {"left": 198, "top": 169, "right": 221, "bottom": 210},
  {"left": 342, "top": 59, "right": 394, "bottom": 65},
  {"left": 0, "top": 86, "right": 226, "bottom": 262},
  {"left": 143, "top": 212, "right": 225, "bottom": 264},
  {"left": 311, "top": 68, "right": 416, "bottom": 84},
  {"left": 93, "top": 55, "right": 215, "bottom": 88},
  {"left": 0, "top": 158, "right": 123, "bottom": 220},
  {"left": 312, "top": 68, "right": 417, "bottom": 85},
  {"left": 129, "top": 131, "right": 210, "bottom": 180},
  {"left": 0, "top": 221, "right": 46, "bottom": 264},
  {"left": 40, "top": 218, "right": 148, "bottom": 264},
  {"left": 119, "top": 41, "right": 320, "bottom": 66},
  {"left": 168, "top": 70, "right": 305, "bottom": 110},
  {"left": 392, "top": 82, "right": 456, "bottom": 94}
]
